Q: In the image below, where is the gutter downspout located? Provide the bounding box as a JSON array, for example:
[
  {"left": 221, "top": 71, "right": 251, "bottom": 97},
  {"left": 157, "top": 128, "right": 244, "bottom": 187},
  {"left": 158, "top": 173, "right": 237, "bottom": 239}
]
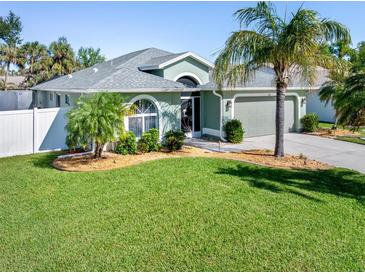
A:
[{"left": 212, "top": 89, "right": 227, "bottom": 142}]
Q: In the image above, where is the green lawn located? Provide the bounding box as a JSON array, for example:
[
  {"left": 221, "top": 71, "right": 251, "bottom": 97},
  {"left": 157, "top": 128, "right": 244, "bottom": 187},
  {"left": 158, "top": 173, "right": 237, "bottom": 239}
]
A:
[{"left": 1, "top": 153, "right": 365, "bottom": 271}]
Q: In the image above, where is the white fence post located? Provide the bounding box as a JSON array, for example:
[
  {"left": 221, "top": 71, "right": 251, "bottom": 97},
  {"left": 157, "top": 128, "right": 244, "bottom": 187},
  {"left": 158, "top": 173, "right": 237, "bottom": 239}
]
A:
[{"left": 33, "top": 107, "right": 38, "bottom": 153}]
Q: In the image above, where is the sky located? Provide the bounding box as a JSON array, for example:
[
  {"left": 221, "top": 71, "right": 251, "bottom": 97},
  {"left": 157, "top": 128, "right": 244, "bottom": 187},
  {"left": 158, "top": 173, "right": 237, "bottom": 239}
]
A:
[{"left": 1, "top": 1, "right": 364, "bottom": 62}]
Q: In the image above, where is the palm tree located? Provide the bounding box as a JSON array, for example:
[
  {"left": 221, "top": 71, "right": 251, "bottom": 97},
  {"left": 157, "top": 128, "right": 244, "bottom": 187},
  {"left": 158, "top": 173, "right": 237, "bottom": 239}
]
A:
[
  {"left": 214, "top": 2, "right": 350, "bottom": 157},
  {"left": 77, "top": 47, "right": 105, "bottom": 69},
  {"left": 66, "top": 93, "right": 130, "bottom": 158},
  {"left": 0, "top": 43, "right": 18, "bottom": 90},
  {"left": 49, "top": 37, "right": 76, "bottom": 77},
  {"left": 335, "top": 73, "right": 365, "bottom": 129},
  {"left": 19, "top": 41, "right": 48, "bottom": 86}
]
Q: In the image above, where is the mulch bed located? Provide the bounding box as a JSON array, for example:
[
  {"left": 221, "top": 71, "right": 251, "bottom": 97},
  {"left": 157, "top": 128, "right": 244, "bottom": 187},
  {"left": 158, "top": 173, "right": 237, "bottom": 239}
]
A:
[
  {"left": 307, "top": 128, "right": 360, "bottom": 138},
  {"left": 53, "top": 146, "right": 331, "bottom": 172}
]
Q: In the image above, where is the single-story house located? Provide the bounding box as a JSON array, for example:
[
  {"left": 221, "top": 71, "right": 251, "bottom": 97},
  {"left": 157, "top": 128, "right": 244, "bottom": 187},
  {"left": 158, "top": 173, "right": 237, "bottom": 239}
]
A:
[
  {"left": 306, "top": 91, "right": 336, "bottom": 123},
  {"left": 31, "top": 47, "right": 327, "bottom": 139}
]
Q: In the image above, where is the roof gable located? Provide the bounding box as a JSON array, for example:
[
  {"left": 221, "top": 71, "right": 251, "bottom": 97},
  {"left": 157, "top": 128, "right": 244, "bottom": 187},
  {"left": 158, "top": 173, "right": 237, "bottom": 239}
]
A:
[{"left": 139, "top": 52, "right": 214, "bottom": 71}]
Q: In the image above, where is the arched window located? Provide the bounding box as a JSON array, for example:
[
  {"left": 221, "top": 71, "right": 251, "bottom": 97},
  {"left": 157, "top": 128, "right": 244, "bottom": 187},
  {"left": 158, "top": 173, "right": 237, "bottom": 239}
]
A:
[
  {"left": 128, "top": 99, "right": 158, "bottom": 138},
  {"left": 176, "top": 76, "right": 198, "bottom": 88}
]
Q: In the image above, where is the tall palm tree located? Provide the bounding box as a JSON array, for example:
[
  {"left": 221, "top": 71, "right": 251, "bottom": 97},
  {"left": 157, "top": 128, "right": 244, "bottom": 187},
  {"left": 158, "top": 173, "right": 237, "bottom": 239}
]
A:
[
  {"left": 214, "top": 2, "right": 350, "bottom": 156},
  {"left": 0, "top": 43, "right": 18, "bottom": 90},
  {"left": 49, "top": 37, "right": 76, "bottom": 76},
  {"left": 19, "top": 41, "right": 48, "bottom": 86}
]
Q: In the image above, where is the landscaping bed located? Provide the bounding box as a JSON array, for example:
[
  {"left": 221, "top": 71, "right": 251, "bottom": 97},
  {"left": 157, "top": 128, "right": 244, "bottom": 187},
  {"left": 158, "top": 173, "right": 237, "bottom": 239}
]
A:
[{"left": 53, "top": 146, "right": 330, "bottom": 172}]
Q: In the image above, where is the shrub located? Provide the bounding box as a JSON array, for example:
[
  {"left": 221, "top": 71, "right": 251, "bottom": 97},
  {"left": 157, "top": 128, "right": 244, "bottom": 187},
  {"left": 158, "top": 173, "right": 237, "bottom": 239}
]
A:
[
  {"left": 115, "top": 131, "right": 137, "bottom": 155},
  {"left": 164, "top": 130, "right": 185, "bottom": 151},
  {"left": 137, "top": 128, "right": 161, "bottom": 153},
  {"left": 224, "top": 119, "right": 244, "bottom": 143},
  {"left": 301, "top": 113, "right": 319, "bottom": 132}
]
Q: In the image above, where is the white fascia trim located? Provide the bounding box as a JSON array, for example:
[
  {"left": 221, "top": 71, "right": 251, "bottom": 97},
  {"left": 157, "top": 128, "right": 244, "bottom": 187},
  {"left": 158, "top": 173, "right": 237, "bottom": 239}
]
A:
[
  {"left": 31, "top": 87, "right": 201, "bottom": 93},
  {"left": 173, "top": 72, "right": 203, "bottom": 85},
  {"left": 220, "top": 86, "right": 320, "bottom": 91},
  {"left": 125, "top": 94, "right": 163, "bottom": 139},
  {"left": 231, "top": 92, "right": 302, "bottom": 130},
  {"left": 140, "top": 52, "right": 214, "bottom": 70}
]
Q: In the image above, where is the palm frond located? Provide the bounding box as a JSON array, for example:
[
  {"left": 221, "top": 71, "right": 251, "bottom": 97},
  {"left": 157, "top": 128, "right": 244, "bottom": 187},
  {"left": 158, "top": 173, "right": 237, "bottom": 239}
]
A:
[
  {"left": 214, "top": 30, "right": 273, "bottom": 88},
  {"left": 234, "top": 1, "right": 282, "bottom": 38}
]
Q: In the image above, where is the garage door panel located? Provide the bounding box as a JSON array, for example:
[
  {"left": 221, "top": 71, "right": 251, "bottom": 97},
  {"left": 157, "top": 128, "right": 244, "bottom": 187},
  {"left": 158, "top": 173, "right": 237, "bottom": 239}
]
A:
[{"left": 234, "top": 97, "right": 295, "bottom": 137}]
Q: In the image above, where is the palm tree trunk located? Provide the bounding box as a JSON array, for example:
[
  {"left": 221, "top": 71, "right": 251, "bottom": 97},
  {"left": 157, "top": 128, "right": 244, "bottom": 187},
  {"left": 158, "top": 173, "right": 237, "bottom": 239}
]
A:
[{"left": 274, "top": 82, "right": 287, "bottom": 157}]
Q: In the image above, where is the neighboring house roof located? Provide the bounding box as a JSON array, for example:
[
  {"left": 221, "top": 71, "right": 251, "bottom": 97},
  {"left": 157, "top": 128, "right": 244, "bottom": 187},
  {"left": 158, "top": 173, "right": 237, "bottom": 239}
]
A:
[
  {"left": 0, "top": 76, "right": 25, "bottom": 86},
  {"left": 31, "top": 48, "right": 206, "bottom": 93},
  {"left": 199, "top": 67, "right": 329, "bottom": 90}
]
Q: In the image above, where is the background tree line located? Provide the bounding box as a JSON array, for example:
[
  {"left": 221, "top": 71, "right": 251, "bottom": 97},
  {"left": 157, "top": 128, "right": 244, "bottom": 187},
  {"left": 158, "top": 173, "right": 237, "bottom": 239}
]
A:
[
  {"left": 319, "top": 39, "right": 365, "bottom": 129},
  {"left": 0, "top": 11, "right": 105, "bottom": 90}
]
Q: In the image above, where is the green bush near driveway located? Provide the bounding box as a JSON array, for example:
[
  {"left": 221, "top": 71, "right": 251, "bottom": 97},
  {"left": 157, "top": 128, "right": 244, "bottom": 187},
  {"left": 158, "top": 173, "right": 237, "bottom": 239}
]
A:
[
  {"left": 301, "top": 113, "right": 320, "bottom": 132},
  {"left": 225, "top": 119, "right": 244, "bottom": 143}
]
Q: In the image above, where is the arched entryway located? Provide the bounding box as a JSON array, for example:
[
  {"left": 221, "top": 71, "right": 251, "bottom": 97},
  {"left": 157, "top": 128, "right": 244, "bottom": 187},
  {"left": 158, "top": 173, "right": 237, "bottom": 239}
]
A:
[{"left": 176, "top": 75, "right": 201, "bottom": 138}]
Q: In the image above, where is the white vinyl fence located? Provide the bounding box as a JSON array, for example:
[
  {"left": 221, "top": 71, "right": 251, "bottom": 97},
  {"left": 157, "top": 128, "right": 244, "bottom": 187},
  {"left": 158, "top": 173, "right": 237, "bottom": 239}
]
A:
[{"left": 0, "top": 107, "right": 69, "bottom": 158}]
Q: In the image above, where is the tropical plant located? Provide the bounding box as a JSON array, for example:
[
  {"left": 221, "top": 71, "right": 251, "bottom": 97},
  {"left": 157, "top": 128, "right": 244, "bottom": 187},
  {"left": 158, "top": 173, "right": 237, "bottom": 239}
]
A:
[
  {"left": 77, "top": 47, "right": 105, "bottom": 69},
  {"left": 18, "top": 41, "right": 48, "bottom": 86},
  {"left": 49, "top": 37, "right": 76, "bottom": 77},
  {"left": 0, "top": 11, "right": 22, "bottom": 46},
  {"left": 333, "top": 73, "right": 365, "bottom": 129},
  {"left": 214, "top": 1, "right": 350, "bottom": 156},
  {"left": 115, "top": 131, "right": 137, "bottom": 155},
  {"left": 0, "top": 11, "right": 22, "bottom": 90},
  {"left": 0, "top": 43, "right": 19, "bottom": 90},
  {"left": 66, "top": 93, "right": 129, "bottom": 158},
  {"left": 163, "top": 130, "right": 185, "bottom": 151}
]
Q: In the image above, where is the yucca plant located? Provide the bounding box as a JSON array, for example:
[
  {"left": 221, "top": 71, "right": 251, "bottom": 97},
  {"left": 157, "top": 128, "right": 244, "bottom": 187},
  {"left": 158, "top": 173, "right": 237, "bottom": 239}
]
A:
[{"left": 214, "top": 2, "right": 350, "bottom": 157}]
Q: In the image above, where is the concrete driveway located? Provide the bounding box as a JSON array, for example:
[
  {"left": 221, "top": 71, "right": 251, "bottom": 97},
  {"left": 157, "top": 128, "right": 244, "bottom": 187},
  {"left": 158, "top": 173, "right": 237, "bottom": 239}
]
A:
[{"left": 186, "top": 133, "right": 365, "bottom": 173}]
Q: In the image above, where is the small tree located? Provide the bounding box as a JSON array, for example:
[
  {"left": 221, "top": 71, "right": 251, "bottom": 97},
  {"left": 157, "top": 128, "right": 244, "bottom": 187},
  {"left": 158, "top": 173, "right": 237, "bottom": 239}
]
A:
[{"left": 66, "top": 93, "right": 129, "bottom": 158}]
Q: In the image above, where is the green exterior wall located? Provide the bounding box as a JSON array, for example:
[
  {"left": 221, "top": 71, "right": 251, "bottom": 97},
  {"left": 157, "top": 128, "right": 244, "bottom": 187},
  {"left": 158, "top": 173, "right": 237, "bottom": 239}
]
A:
[
  {"left": 162, "top": 57, "right": 210, "bottom": 84},
  {"left": 121, "top": 92, "right": 181, "bottom": 135},
  {"left": 201, "top": 91, "right": 221, "bottom": 131}
]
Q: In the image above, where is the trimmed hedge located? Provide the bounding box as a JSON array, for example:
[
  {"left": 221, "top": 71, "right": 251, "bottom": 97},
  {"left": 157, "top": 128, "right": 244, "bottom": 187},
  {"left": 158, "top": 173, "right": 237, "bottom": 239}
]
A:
[
  {"left": 301, "top": 113, "right": 319, "bottom": 132},
  {"left": 225, "top": 119, "right": 244, "bottom": 143}
]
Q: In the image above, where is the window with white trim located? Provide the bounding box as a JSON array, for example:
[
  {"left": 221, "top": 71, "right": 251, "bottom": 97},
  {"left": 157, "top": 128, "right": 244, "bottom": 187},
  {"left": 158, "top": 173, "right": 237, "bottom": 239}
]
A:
[
  {"left": 128, "top": 99, "right": 158, "bottom": 138},
  {"left": 49, "top": 92, "right": 54, "bottom": 101}
]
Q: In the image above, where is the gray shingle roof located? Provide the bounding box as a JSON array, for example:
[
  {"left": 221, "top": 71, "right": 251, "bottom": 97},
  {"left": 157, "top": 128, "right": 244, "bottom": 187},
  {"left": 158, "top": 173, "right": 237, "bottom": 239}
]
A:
[
  {"left": 31, "top": 48, "right": 188, "bottom": 92},
  {"left": 138, "top": 52, "right": 187, "bottom": 70},
  {"left": 199, "top": 67, "right": 328, "bottom": 90}
]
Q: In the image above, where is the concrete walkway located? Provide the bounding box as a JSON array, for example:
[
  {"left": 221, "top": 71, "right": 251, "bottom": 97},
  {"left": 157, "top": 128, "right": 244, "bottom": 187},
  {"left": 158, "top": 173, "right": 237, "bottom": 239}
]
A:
[{"left": 185, "top": 133, "right": 365, "bottom": 173}]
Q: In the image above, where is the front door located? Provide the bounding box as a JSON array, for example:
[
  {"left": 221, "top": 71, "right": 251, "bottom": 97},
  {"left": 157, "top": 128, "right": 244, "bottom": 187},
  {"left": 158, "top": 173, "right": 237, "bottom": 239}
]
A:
[{"left": 181, "top": 93, "right": 200, "bottom": 138}]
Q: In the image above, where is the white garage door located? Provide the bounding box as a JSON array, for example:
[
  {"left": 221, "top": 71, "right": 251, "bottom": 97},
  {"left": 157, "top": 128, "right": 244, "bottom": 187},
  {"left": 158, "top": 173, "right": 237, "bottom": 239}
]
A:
[{"left": 234, "top": 96, "right": 296, "bottom": 137}]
